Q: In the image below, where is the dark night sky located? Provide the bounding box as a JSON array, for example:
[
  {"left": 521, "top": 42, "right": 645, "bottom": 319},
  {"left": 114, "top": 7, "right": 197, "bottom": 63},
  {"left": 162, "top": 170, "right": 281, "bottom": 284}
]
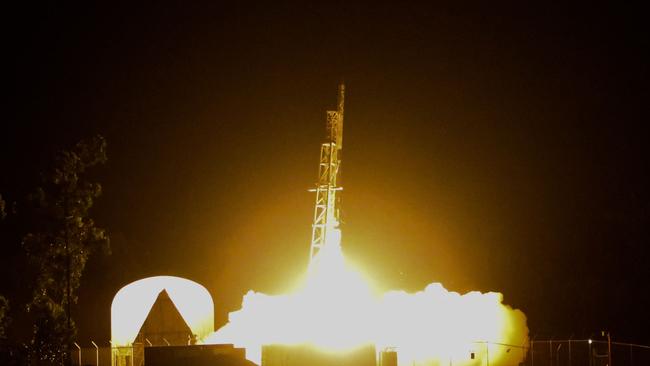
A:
[{"left": 2, "top": 3, "right": 649, "bottom": 345}]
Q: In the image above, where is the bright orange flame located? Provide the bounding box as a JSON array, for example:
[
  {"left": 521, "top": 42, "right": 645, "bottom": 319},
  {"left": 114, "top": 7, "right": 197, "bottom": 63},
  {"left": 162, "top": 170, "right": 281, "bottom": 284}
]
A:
[{"left": 204, "top": 231, "right": 528, "bottom": 366}]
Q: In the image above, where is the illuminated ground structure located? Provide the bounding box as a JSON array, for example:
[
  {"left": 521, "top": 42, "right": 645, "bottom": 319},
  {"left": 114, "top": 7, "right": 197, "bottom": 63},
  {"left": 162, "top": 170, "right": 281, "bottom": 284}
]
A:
[
  {"left": 262, "top": 344, "right": 377, "bottom": 366},
  {"left": 136, "top": 289, "right": 194, "bottom": 346},
  {"left": 144, "top": 344, "right": 252, "bottom": 366},
  {"left": 111, "top": 276, "right": 215, "bottom": 364},
  {"left": 308, "top": 83, "right": 345, "bottom": 264}
]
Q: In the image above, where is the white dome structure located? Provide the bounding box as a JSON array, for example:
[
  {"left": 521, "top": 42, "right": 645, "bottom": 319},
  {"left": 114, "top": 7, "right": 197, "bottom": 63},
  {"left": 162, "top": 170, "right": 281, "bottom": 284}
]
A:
[{"left": 111, "top": 276, "right": 214, "bottom": 346}]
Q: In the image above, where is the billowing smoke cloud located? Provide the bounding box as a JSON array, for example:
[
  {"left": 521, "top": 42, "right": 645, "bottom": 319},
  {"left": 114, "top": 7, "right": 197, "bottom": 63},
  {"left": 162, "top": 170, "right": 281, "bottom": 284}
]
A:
[{"left": 204, "top": 241, "right": 528, "bottom": 366}]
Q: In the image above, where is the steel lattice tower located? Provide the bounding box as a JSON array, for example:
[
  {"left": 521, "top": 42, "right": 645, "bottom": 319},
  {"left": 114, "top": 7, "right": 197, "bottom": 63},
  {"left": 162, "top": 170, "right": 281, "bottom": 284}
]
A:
[{"left": 309, "top": 84, "right": 345, "bottom": 265}]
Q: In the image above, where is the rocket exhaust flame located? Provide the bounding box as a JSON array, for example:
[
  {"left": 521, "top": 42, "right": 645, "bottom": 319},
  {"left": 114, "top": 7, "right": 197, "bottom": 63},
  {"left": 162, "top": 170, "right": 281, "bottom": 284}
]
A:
[
  {"left": 204, "top": 85, "right": 529, "bottom": 365},
  {"left": 204, "top": 232, "right": 529, "bottom": 366}
]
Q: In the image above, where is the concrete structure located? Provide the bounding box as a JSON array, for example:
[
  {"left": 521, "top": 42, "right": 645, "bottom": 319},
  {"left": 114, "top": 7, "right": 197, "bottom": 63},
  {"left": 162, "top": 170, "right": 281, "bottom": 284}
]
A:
[
  {"left": 145, "top": 344, "right": 251, "bottom": 366},
  {"left": 261, "top": 344, "right": 376, "bottom": 366}
]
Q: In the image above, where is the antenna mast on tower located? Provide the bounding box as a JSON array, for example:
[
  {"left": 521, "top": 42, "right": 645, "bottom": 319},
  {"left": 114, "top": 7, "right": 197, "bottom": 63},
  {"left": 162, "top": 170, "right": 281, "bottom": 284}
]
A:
[{"left": 309, "top": 84, "right": 345, "bottom": 266}]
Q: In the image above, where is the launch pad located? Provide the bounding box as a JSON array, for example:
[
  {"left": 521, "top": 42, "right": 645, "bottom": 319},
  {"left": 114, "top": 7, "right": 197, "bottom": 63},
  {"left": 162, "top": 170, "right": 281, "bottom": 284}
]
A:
[
  {"left": 262, "top": 344, "right": 378, "bottom": 366},
  {"left": 144, "top": 344, "right": 249, "bottom": 366},
  {"left": 106, "top": 85, "right": 530, "bottom": 366}
]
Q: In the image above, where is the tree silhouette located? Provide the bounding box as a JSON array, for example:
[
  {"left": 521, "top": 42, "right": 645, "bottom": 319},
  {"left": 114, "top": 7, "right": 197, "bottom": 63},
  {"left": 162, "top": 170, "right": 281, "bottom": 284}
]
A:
[
  {"left": 0, "top": 295, "right": 9, "bottom": 340},
  {"left": 23, "top": 135, "right": 110, "bottom": 365},
  {"left": 0, "top": 194, "right": 6, "bottom": 220}
]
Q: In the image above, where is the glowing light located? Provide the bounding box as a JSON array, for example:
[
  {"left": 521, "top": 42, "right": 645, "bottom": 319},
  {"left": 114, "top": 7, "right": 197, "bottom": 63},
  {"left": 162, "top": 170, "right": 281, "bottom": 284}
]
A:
[
  {"left": 111, "top": 276, "right": 214, "bottom": 346},
  {"left": 204, "top": 85, "right": 528, "bottom": 365},
  {"left": 204, "top": 233, "right": 529, "bottom": 366}
]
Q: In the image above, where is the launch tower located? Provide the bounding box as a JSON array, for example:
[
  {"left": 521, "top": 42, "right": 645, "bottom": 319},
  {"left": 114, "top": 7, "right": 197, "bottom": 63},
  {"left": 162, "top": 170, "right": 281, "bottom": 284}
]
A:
[{"left": 308, "top": 84, "right": 345, "bottom": 266}]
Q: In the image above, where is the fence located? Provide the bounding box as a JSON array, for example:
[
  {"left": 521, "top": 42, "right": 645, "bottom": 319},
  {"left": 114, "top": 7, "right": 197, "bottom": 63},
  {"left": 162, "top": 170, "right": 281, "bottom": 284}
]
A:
[
  {"left": 68, "top": 339, "right": 649, "bottom": 366},
  {"left": 528, "top": 339, "right": 650, "bottom": 366},
  {"left": 71, "top": 342, "right": 144, "bottom": 366}
]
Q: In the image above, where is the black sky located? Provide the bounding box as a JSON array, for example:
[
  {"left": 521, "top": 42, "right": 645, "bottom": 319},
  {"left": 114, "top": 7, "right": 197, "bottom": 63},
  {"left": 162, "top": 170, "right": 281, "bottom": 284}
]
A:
[{"left": 2, "top": 3, "right": 649, "bottom": 345}]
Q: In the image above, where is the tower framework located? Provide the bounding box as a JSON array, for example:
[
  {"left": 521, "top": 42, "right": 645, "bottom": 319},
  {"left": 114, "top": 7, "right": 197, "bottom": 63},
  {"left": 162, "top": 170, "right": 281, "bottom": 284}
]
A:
[{"left": 309, "top": 84, "right": 345, "bottom": 265}]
